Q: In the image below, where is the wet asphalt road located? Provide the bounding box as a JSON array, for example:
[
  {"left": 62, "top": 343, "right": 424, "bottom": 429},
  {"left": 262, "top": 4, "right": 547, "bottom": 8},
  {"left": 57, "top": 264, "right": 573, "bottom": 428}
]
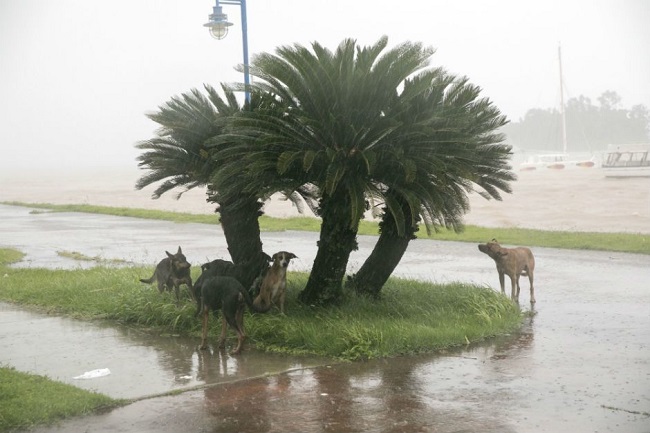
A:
[{"left": 1, "top": 204, "right": 649, "bottom": 433}]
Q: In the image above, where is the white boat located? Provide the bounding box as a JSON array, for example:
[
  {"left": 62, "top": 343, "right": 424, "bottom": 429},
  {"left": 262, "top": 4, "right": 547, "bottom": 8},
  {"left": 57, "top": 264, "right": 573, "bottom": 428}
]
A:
[
  {"left": 519, "top": 153, "right": 596, "bottom": 171},
  {"left": 518, "top": 46, "right": 596, "bottom": 172},
  {"left": 602, "top": 144, "right": 650, "bottom": 178}
]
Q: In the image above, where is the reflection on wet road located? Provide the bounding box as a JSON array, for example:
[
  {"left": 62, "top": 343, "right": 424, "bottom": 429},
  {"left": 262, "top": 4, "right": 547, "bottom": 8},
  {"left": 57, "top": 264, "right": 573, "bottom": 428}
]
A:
[
  {"left": 0, "top": 304, "right": 328, "bottom": 400},
  {"left": 2, "top": 204, "right": 649, "bottom": 432}
]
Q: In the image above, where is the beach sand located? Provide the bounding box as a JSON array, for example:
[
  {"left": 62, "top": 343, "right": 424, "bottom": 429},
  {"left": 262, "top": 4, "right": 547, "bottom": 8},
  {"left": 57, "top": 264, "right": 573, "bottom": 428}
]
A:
[{"left": 1, "top": 166, "right": 648, "bottom": 234}]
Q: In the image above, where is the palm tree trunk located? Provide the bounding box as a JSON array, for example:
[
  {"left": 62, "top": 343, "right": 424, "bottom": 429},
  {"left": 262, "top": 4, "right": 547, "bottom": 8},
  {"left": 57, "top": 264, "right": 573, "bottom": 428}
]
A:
[
  {"left": 347, "top": 198, "right": 419, "bottom": 299},
  {"left": 299, "top": 192, "right": 359, "bottom": 306},
  {"left": 210, "top": 194, "right": 265, "bottom": 267},
  {"left": 347, "top": 227, "right": 414, "bottom": 299}
]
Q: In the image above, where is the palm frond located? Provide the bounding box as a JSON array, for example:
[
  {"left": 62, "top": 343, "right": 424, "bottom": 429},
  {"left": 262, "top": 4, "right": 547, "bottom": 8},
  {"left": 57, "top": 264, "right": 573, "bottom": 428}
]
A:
[
  {"left": 134, "top": 84, "right": 246, "bottom": 198},
  {"left": 208, "top": 36, "right": 514, "bottom": 233}
]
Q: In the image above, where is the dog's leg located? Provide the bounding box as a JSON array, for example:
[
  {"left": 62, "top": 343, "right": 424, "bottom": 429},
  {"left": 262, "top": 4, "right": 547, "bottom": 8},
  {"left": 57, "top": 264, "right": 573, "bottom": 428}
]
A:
[
  {"left": 231, "top": 309, "right": 246, "bottom": 355},
  {"left": 528, "top": 270, "right": 536, "bottom": 304},
  {"left": 157, "top": 280, "right": 165, "bottom": 293},
  {"left": 498, "top": 270, "right": 506, "bottom": 294},
  {"left": 236, "top": 304, "right": 245, "bottom": 338},
  {"left": 515, "top": 276, "right": 522, "bottom": 302},
  {"left": 200, "top": 309, "right": 209, "bottom": 350},
  {"left": 218, "top": 315, "right": 228, "bottom": 349},
  {"left": 509, "top": 275, "right": 518, "bottom": 302},
  {"left": 174, "top": 283, "right": 181, "bottom": 303},
  {"left": 232, "top": 327, "right": 245, "bottom": 355},
  {"left": 279, "top": 288, "right": 286, "bottom": 315}
]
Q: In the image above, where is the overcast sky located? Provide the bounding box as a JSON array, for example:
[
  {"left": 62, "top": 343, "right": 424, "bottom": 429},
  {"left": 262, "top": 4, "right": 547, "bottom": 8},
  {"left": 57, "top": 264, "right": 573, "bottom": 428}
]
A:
[{"left": 1, "top": 0, "right": 648, "bottom": 171}]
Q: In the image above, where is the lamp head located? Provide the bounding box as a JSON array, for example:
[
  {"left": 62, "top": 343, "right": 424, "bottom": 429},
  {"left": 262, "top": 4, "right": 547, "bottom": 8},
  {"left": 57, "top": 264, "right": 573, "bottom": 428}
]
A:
[{"left": 203, "top": 5, "right": 233, "bottom": 40}]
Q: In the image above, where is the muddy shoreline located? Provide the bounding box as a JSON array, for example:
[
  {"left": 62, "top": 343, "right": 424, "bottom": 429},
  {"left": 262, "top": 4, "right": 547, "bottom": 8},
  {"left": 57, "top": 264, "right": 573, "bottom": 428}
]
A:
[{"left": 1, "top": 166, "right": 648, "bottom": 234}]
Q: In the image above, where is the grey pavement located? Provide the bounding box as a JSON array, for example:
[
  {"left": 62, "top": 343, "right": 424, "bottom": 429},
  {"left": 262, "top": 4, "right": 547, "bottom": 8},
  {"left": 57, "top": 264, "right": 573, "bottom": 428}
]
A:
[{"left": 1, "top": 204, "right": 650, "bottom": 433}]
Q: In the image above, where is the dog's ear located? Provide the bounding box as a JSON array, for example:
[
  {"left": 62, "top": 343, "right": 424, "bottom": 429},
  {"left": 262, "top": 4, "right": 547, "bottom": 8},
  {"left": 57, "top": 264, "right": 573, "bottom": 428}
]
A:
[
  {"left": 177, "top": 246, "right": 183, "bottom": 254},
  {"left": 166, "top": 250, "right": 174, "bottom": 259},
  {"left": 491, "top": 238, "right": 498, "bottom": 243},
  {"left": 287, "top": 252, "right": 297, "bottom": 260}
]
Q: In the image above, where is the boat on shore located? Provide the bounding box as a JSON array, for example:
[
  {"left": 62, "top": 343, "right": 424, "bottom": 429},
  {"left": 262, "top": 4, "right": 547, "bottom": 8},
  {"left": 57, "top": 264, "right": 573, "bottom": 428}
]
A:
[
  {"left": 519, "top": 153, "right": 596, "bottom": 171},
  {"left": 518, "top": 46, "right": 596, "bottom": 172},
  {"left": 602, "top": 144, "right": 650, "bottom": 178}
]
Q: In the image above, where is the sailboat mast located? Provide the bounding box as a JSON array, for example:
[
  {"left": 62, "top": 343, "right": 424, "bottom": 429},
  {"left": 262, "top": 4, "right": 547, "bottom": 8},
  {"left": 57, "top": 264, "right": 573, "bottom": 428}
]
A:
[{"left": 558, "top": 44, "right": 568, "bottom": 154}]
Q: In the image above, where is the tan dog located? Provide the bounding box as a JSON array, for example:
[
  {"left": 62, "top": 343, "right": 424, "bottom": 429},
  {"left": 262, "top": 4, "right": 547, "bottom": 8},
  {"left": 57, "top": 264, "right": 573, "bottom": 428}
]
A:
[
  {"left": 253, "top": 251, "right": 297, "bottom": 314},
  {"left": 478, "top": 239, "right": 536, "bottom": 303}
]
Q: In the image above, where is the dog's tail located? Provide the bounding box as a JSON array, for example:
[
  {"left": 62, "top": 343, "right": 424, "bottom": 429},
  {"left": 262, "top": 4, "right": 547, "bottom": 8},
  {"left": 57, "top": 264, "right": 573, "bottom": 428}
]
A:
[{"left": 139, "top": 274, "right": 155, "bottom": 284}]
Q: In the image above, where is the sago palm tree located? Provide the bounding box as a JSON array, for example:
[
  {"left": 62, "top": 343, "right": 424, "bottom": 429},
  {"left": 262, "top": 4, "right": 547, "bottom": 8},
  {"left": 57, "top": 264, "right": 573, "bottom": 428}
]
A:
[
  {"left": 135, "top": 84, "right": 268, "bottom": 280},
  {"left": 208, "top": 38, "right": 427, "bottom": 303},
  {"left": 346, "top": 71, "right": 514, "bottom": 297},
  {"left": 212, "top": 36, "right": 515, "bottom": 305}
]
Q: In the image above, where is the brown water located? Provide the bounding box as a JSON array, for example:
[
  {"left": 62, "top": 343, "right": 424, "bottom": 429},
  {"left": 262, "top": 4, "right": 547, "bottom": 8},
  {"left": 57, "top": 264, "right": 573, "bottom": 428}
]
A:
[{"left": 1, "top": 166, "right": 648, "bottom": 233}]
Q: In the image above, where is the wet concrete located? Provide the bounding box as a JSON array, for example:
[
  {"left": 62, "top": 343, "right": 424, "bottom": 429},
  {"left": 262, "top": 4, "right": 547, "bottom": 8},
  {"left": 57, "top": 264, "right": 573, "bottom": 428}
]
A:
[{"left": 1, "top": 204, "right": 650, "bottom": 432}]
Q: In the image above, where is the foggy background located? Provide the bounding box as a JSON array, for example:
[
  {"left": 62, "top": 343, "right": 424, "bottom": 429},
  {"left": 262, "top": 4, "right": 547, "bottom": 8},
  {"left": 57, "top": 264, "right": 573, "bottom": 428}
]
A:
[{"left": 1, "top": 0, "right": 649, "bottom": 173}]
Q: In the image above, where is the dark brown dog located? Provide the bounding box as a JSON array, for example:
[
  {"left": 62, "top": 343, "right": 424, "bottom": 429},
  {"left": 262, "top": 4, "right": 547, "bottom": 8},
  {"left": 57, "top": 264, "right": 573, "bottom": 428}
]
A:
[
  {"left": 253, "top": 251, "right": 297, "bottom": 314},
  {"left": 140, "top": 246, "right": 193, "bottom": 301},
  {"left": 193, "top": 252, "right": 272, "bottom": 299},
  {"left": 194, "top": 275, "right": 270, "bottom": 354},
  {"left": 478, "top": 239, "right": 535, "bottom": 303}
]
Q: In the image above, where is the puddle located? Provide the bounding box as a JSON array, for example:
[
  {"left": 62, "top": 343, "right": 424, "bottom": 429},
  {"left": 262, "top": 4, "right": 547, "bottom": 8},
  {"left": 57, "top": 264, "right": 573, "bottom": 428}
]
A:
[{"left": 0, "top": 304, "right": 328, "bottom": 400}]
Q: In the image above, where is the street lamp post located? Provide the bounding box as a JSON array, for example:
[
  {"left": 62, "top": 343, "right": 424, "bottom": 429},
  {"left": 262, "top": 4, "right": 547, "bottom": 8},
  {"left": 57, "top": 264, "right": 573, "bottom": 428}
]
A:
[{"left": 204, "top": 0, "right": 250, "bottom": 103}]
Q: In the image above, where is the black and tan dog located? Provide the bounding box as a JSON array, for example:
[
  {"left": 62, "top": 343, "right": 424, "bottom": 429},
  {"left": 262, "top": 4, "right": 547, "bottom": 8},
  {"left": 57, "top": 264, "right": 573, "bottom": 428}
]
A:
[
  {"left": 253, "top": 251, "right": 297, "bottom": 314},
  {"left": 193, "top": 271, "right": 271, "bottom": 354},
  {"left": 478, "top": 239, "right": 535, "bottom": 303},
  {"left": 196, "top": 251, "right": 271, "bottom": 296},
  {"left": 140, "top": 246, "right": 193, "bottom": 301}
]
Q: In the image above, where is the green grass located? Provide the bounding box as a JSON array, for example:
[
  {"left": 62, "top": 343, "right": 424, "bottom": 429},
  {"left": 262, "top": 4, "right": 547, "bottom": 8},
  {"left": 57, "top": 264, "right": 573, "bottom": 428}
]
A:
[
  {"left": 0, "top": 366, "right": 121, "bottom": 432},
  {"left": 3, "top": 201, "right": 648, "bottom": 254},
  {"left": 0, "top": 248, "right": 25, "bottom": 266},
  {"left": 0, "top": 242, "right": 521, "bottom": 430},
  {"left": 422, "top": 225, "right": 650, "bottom": 255},
  {"left": 6, "top": 202, "right": 219, "bottom": 225},
  {"left": 56, "top": 250, "right": 131, "bottom": 265},
  {"left": 0, "top": 248, "right": 521, "bottom": 360},
  {"left": 247, "top": 274, "right": 522, "bottom": 360}
]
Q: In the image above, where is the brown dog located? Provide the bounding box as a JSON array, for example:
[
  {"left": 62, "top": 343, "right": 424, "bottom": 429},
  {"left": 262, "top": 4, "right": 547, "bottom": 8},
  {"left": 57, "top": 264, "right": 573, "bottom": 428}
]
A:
[
  {"left": 253, "top": 251, "right": 297, "bottom": 314},
  {"left": 478, "top": 239, "right": 535, "bottom": 303},
  {"left": 140, "top": 246, "right": 193, "bottom": 301}
]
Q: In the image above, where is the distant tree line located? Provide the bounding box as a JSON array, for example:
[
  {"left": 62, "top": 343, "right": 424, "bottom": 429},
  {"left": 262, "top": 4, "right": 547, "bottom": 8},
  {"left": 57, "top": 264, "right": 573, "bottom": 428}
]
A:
[{"left": 503, "top": 90, "right": 650, "bottom": 153}]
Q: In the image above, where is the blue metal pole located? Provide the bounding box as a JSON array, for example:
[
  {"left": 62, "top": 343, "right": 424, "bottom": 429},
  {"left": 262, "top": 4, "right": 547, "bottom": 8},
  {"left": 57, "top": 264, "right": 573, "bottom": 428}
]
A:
[
  {"left": 212, "top": 0, "right": 250, "bottom": 104},
  {"left": 240, "top": 0, "right": 250, "bottom": 103}
]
